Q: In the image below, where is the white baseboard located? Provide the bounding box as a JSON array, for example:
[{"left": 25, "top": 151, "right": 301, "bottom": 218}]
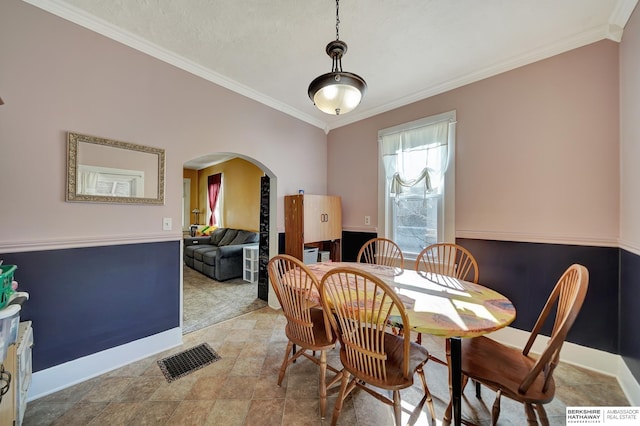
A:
[
  {"left": 486, "top": 327, "right": 640, "bottom": 406},
  {"left": 619, "top": 359, "right": 640, "bottom": 406},
  {"left": 28, "top": 327, "right": 183, "bottom": 401}
]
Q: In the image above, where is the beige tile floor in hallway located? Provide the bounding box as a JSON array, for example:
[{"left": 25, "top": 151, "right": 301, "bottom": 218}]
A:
[{"left": 23, "top": 306, "right": 630, "bottom": 425}]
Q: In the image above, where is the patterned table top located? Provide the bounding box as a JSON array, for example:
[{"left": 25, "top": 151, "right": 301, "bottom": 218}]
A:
[{"left": 306, "top": 261, "right": 516, "bottom": 339}]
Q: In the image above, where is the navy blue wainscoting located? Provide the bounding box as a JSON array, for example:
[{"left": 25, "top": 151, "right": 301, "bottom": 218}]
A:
[
  {"left": 1, "top": 241, "right": 181, "bottom": 372},
  {"left": 277, "top": 231, "right": 377, "bottom": 261},
  {"left": 620, "top": 249, "right": 640, "bottom": 384},
  {"left": 342, "top": 231, "right": 377, "bottom": 261},
  {"left": 457, "top": 238, "right": 619, "bottom": 354},
  {"left": 278, "top": 232, "right": 286, "bottom": 254}
]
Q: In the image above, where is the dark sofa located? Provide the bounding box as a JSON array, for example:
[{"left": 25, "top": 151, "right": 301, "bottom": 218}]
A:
[{"left": 183, "top": 227, "right": 259, "bottom": 281}]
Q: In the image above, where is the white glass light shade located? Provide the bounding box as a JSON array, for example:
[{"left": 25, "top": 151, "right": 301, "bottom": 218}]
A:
[{"left": 308, "top": 72, "right": 367, "bottom": 115}]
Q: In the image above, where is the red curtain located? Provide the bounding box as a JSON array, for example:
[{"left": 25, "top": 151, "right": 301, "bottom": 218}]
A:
[{"left": 208, "top": 173, "right": 221, "bottom": 226}]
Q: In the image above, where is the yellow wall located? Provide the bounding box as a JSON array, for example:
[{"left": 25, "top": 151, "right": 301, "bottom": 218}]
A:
[{"left": 188, "top": 158, "right": 262, "bottom": 232}]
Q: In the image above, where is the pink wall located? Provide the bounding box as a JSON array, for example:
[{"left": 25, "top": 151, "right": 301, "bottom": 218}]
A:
[
  {"left": 0, "top": 0, "right": 326, "bottom": 249},
  {"left": 620, "top": 4, "right": 640, "bottom": 254},
  {"left": 328, "top": 40, "right": 620, "bottom": 247},
  {"left": 0, "top": 0, "right": 623, "bottom": 251}
]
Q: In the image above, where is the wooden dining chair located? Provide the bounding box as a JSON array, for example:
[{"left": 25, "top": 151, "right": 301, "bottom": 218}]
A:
[
  {"left": 267, "top": 254, "right": 342, "bottom": 419},
  {"left": 415, "top": 242, "right": 479, "bottom": 283},
  {"left": 357, "top": 237, "right": 405, "bottom": 269},
  {"left": 319, "top": 266, "right": 436, "bottom": 426},
  {"left": 413, "top": 243, "right": 480, "bottom": 359},
  {"left": 448, "top": 263, "right": 589, "bottom": 425}
]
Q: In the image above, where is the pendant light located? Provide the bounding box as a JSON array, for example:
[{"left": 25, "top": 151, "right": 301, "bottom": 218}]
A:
[{"left": 308, "top": 0, "right": 367, "bottom": 115}]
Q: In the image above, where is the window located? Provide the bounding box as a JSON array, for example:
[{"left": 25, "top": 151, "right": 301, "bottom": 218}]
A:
[{"left": 378, "top": 111, "right": 456, "bottom": 259}]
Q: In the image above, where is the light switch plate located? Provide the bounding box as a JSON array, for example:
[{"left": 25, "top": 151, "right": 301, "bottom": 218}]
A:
[{"left": 163, "top": 217, "right": 172, "bottom": 231}]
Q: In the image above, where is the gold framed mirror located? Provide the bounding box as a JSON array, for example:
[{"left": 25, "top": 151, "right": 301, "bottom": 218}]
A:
[{"left": 66, "top": 132, "right": 165, "bottom": 204}]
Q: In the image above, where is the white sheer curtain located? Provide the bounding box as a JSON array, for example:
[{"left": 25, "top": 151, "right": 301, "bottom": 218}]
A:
[
  {"left": 379, "top": 114, "right": 455, "bottom": 255},
  {"left": 78, "top": 172, "right": 99, "bottom": 195},
  {"left": 381, "top": 119, "right": 450, "bottom": 198}
]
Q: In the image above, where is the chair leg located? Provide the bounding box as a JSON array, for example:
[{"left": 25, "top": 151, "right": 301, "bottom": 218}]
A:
[
  {"left": 277, "top": 341, "right": 294, "bottom": 386},
  {"left": 443, "top": 401, "right": 452, "bottom": 426},
  {"left": 428, "top": 354, "right": 448, "bottom": 366},
  {"left": 491, "top": 389, "right": 502, "bottom": 426},
  {"left": 392, "top": 390, "right": 402, "bottom": 426},
  {"left": 416, "top": 332, "right": 422, "bottom": 345},
  {"left": 416, "top": 366, "right": 436, "bottom": 426},
  {"left": 331, "top": 371, "right": 351, "bottom": 426},
  {"left": 461, "top": 374, "right": 469, "bottom": 395},
  {"left": 443, "top": 345, "right": 471, "bottom": 426},
  {"left": 534, "top": 404, "right": 549, "bottom": 426},
  {"left": 319, "top": 350, "right": 328, "bottom": 419},
  {"left": 525, "top": 403, "right": 538, "bottom": 425}
]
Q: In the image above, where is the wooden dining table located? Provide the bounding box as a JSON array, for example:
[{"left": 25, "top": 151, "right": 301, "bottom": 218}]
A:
[{"left": 305, "top": 261, "right": 517, "bottom": 426}]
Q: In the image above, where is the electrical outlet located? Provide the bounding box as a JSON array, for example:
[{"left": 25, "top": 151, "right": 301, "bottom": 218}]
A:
[
  {"left": 364, "top": 215, "right": 371, "bottom": 225},
  {"left": 163, "top": 217, "right": 172, "bottom": 231}
]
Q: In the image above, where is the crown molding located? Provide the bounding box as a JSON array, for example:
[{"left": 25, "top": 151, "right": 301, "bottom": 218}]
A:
[
  {"left": 327, "top": 22, "right": 622, "bottom": 131},
  {"left": 610, "top": 0, "right": 639, "bottom": 31},
  {"left": 22, "top": 0, "right": 327, "bottom": 130},
  {"left": 24, "top": 0, "right": 635, "bottom": 133}
]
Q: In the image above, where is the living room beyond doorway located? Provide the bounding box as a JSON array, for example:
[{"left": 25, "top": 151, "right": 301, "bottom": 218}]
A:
[
  {"left": 182, "top": 264, "right": 266, "bottom": 334},
  {"left": 182, "top": 154, "right": 274, "bottom": 334}
]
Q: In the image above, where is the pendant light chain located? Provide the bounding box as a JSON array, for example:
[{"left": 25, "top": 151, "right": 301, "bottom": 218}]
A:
[
  {"left": 334, "top": 0, "right": 342, "bottom": 72},
  {"left": 307, "top": 0, "right": 367, "bottom": 115},
  {"left": 335, "top": 0, "right": 340, "bottom": 40}
]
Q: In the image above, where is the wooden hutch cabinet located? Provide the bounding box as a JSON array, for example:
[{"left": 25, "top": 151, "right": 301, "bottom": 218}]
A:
[{"left": 284, "top": 194, "right": 342, "bottom": 262}]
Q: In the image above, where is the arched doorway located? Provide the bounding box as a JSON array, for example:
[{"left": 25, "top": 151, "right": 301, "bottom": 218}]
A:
[{"left": 182, "top": 152, "right": 278, "bottom": 332}]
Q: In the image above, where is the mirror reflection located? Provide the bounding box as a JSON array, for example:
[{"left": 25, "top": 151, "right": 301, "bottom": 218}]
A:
[{"left": 66, "top": 132, "right": 165, "bottom": 204}]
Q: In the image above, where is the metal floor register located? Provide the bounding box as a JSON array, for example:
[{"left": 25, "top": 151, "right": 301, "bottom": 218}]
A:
[{"left": 157, "top": 343, "right": 221, "bottom": 382}]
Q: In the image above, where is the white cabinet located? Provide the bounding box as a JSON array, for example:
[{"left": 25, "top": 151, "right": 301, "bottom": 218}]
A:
[
  {"left": 16, "top": 322, "right": 32, "bottom": 426},
  {"left": 243, "top": 245, "right": 259, "bottom": 283},
  {"left": 0, "top": 321, "right": 32, "bottom": 426},
  {"left": 284, "top": 194, "right": 342, "bottom": 262}
]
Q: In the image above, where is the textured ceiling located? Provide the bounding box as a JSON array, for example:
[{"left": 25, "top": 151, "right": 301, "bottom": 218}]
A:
[{"left": 26, "top": 0, "right": 638, "bottom": 136}]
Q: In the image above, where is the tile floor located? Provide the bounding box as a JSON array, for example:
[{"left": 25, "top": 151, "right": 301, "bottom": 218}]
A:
[{"left": 23, "top": 307, "right": 630, "bottom": 425}]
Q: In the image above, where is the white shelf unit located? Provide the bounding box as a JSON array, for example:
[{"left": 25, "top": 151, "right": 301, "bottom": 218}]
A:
[{"left": 243, "top": 245, "right": 259, "bottom": 283}]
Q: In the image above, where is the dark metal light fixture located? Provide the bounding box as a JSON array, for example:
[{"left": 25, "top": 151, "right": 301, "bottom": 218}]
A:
[{"left": 308, "top": 0, "right": 366, "bottom": 115}]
